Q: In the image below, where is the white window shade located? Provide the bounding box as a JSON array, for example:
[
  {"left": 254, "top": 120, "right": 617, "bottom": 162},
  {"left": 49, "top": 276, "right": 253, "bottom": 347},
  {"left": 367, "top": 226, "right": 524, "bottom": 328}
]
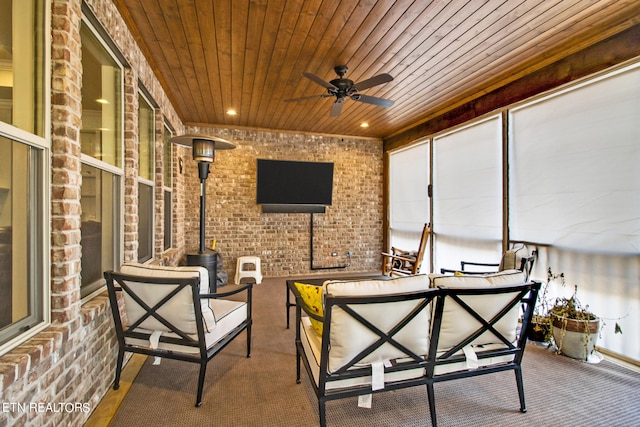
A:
[
  {"left": 389, "top": 142, "right": 429, "bottom": 232},
  {"left": 388, "top": 142, "right": 430, "bottom": 255},
  {"left": 509, "top": 65, "right": 640, "bottom": 254},
  {"left": 432, "top": 116, "right": 503, "bottom": 272},
  {"left": 433, "top": 115, "right": 502, "bottom": 239}
]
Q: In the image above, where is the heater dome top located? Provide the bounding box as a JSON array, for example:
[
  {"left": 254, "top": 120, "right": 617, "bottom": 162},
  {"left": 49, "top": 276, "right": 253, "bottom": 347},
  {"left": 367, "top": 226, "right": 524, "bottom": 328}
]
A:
[{"left": 170, "top": 134, "right": 236, "bottom": 150}]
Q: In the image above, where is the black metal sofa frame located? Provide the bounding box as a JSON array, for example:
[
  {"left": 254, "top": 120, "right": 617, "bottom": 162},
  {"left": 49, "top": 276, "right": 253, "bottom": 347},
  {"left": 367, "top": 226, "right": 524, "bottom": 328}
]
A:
[{"left": 290, "top": 278, "right": 540, "bottom": 427}]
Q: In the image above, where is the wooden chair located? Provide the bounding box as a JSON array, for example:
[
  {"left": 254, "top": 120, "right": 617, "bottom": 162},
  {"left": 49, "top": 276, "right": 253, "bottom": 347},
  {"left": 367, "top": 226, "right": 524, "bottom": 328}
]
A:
[
  {"left": 382, "top": 223, "right": 430, "bottom": 276},
  {"left": 104, "top": 263, "right": 252, "bottom": 407}
]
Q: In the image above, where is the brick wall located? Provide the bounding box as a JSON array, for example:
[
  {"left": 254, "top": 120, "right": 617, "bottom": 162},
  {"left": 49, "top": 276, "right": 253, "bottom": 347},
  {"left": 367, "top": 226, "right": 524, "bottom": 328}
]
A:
[
  {"left": 0, "top": 1, "right": 183, "bottom": 425},
  {"left": 180, "top": 126, "right": 384, "bottom": 280}
]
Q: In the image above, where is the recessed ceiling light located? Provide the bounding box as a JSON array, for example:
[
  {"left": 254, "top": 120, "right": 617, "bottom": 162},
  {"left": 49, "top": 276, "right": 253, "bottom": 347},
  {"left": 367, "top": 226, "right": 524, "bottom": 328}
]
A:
[
  {"left": 96, "top": 98, "right": 109, "bottom": 104},
  {"left": 360, "top": 122, "right": 369, "bottom": 128},
  {"left": 226, "top": 109, "right": 237, "bottom": 116}
]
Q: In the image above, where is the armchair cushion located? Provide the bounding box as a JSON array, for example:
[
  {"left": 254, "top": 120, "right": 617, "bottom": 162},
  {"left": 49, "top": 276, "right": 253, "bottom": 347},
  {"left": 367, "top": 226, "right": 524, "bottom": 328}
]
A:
[
  {"left": 118, "top": 263, "right": 216, "bottom": 333},
  {"left": 430, "top": 270, "right": 525, "bottom": 351},
  {"left": 323, "top": 275, "right": 431, "bottom": 374},
  {"left": 120, "top": 262, "right": 210, "bottom": 293}
]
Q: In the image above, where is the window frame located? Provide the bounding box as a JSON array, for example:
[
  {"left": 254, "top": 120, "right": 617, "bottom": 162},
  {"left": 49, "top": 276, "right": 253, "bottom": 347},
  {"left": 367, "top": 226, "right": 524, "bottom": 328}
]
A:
[
  {"left": 0, "top": 124, "right": 50, "bottom": 355},
  {"left": 79, "top": 15, "right": 125, "bottom": 301},
  {"left": 163, "top": 122, "right": 174, "bottom": 251},
  {"left": 0, "top": 0, "right": 50, "bottom": 356},
  {"left": 137, "top": 90, "right": 155, "bottom": 263}
]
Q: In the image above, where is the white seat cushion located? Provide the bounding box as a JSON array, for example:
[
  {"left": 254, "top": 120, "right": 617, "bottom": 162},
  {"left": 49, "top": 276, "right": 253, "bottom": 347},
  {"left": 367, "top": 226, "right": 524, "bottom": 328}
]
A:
[{"left": 125, "top": 299, "right": 247, "bottom": 355}]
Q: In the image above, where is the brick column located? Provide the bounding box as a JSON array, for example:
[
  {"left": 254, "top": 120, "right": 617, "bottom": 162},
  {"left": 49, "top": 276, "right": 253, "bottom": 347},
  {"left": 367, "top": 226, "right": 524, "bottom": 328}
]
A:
[
  {"left": 123, "top": 68, "right": 139, "bottom": 262},
  {"left": 50, "top": 0, "right": 83, "bottom": 324},
  {"left": 154, "top": 110, "right": 165, "bottom": 258}
]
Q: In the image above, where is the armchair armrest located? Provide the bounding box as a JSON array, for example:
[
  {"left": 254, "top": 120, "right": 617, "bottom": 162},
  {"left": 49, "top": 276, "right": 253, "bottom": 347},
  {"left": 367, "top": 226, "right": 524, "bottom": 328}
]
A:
[
  {"left": 297, "top": 300, "right": 324, "bottom": 323},
  {"left": 200, "top": 282, "right": 253, "bottom": 299},
  {"left": 460, "top": 261, "right": 499, "bottom": 270},
  {"left": 381, "top": 252, "right": 418, "bottom": 263}
]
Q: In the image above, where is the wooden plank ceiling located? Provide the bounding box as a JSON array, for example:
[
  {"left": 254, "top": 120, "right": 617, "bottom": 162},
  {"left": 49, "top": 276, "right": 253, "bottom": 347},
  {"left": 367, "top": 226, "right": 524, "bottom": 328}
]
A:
[{"left": 113, "top": 0, "right": 640, "bottom": 139}]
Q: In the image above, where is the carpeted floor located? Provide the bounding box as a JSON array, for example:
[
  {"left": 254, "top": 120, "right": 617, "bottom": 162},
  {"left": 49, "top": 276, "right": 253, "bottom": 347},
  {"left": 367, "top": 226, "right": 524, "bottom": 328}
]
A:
[{"left": 108, "top": 276, "right": 640, "bottom": 427}]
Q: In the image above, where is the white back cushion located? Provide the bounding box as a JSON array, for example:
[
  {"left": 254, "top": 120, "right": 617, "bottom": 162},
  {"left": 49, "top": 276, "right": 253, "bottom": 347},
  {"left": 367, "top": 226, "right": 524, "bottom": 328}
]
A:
[
  {"left": 323, "top": 275, "right": 431, "bottom": 373},
  {"left": 431, "top": 270, "right": 525, "bottom": 351},
  {"left": 120, "top": 263, "right": 210, "bottom": 293},
  {"left": 118, "top": 263, "right": 215, "bottom": 333}
]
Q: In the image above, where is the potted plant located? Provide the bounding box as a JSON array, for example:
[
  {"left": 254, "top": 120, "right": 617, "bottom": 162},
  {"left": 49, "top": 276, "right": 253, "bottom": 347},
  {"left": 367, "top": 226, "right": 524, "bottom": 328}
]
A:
[
  {"left": 527, "top": 268, "right": 622, "bottom": 362},
  {"left": 526, "top": 267, "right": 562, "bottom": 343},
  {"left": 548, "top": 283, "right": 600, "bottom": 360}
]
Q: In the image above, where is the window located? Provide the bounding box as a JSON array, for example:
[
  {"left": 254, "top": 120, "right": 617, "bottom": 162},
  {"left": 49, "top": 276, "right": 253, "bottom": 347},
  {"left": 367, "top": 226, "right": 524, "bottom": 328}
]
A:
[
  {"left": 80, "top": 23, "right": 122, "bottom": 168},
  {"left": 80, "top": 20, "right": 123, "bottom": 298},
  {"left": 0, "top": 0, "right": 47, "bottom": 353},
  {"left": 0, "top": 0, "right": 46, "bottom": 136},
  {"left": 432, "top": 115, "right": 503, "bottom": 272},
  {"left": 163, "top": 124, "right": 173, "bottom": 251},
  {"left": 388, "top": 142, "right": 430, "bottom": 270},
  {"left": 137, "top": 93, "right": 154, "bottom": 262},
  {"left": 509, "top": 64, "right": 640, "bottom": 358},
  {"left": 0, "top": 134, "right": 46, "bottom": 350}
]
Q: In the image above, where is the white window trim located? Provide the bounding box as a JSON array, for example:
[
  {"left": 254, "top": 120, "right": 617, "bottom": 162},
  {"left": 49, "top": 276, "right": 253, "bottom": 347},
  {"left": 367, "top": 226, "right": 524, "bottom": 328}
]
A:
[
  {"left": 79, "top": 13, "right": 126, "bottom": 302},
  {"left": 0, "top": 0, "right": 51, "bottom": 355}
]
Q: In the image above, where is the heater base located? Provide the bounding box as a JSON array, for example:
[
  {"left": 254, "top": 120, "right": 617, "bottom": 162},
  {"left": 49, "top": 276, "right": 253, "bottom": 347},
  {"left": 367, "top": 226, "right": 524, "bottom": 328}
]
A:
[{"left": 186, "top": 250, "right": 218, "bottom": 293}]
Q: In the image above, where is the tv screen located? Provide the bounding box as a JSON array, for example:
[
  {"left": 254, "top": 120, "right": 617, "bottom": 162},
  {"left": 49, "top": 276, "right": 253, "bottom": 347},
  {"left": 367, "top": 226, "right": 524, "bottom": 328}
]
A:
[{"left": 256, "top": 159, "right": 334, "bottom": 209}]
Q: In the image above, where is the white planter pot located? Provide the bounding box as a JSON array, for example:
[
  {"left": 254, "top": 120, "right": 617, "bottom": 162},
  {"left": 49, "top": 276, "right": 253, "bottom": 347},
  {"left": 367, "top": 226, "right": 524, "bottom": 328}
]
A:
[{"left": 551, "top": 316, "right": 599, "bottom": 361}]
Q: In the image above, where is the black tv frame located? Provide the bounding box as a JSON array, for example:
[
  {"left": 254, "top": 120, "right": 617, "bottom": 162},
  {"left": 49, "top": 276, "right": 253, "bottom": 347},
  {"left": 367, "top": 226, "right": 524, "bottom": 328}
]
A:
[{"left": 256, "top": 159, "right": 334, "bottom": 214}]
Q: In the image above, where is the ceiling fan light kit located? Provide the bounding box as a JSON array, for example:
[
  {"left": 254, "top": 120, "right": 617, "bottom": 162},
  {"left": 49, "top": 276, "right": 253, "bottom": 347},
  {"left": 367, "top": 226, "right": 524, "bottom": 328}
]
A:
[{"left": 285, "top": 65, "right": 395, "bottom": 117}]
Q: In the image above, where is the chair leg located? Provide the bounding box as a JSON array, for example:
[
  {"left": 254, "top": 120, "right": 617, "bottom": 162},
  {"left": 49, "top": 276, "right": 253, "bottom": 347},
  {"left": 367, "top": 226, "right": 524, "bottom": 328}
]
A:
[
  {"left": 515, "top": 366, "right": 527, "bottom": 413},
  {"left": 318, "top": 399, "right": 327, "bottom": 427},
  {"left": 113, "top": 349, "right": 125, "bottom": 390},
  {"left": 195, "top": 362, "right": 207, "bottom": 407},
  {"left": 246, "top": 323, "right": 252, "bottom": 358},
  {"left": 426, "top": 382, "right": 437, "bottom": 427},
  {"left": 296, "top": 348, "right": 301, "bottom": 384}
]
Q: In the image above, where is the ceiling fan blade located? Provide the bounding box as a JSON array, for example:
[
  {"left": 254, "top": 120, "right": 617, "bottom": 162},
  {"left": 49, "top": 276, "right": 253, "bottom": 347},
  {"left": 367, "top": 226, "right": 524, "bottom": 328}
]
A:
[
  {"left": 353, "top": 73, "right": 393, "bottom": 91},
  {"left": 330, "top": 99, "right": 345, "bottom": 117},
  {"left": 284, "top": 94, "right": 331, "bottom": 103},
  {"left": 303, "top": 72, "right": 337, "bottom": 89},
  {"left": 353, "top": 94, "right": 394, "bottom": 108}
]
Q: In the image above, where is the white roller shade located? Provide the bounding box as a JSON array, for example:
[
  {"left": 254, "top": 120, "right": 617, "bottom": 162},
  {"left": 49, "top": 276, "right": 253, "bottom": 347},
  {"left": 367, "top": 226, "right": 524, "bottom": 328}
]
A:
[
  {"left": 389, "top": 142, "right": 429, "bottom": 232},
  {"left": 509, "top": 64, "right": 640, "bottom": 254},
  {"left": 432, "top": 115, "right": 503, "bottom": 271},
  {"left": 433, "top": 115, "right": 502, "bottom": 239},
  {"left": 388, "top": 142, "right": 430, "bottom": 254}
]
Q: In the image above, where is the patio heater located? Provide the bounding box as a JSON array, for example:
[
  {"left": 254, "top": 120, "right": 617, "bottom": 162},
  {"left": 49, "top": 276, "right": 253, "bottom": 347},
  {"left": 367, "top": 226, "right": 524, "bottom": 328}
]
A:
[{"left": 171, "top": 134, "right": 235, "bottom": 292}]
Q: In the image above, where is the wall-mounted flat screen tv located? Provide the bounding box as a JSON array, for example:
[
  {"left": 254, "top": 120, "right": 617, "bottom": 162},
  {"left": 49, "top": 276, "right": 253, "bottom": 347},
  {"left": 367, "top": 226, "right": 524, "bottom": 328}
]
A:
[{"left": 256, "top": 159, "right": 334, "bottom": 213}]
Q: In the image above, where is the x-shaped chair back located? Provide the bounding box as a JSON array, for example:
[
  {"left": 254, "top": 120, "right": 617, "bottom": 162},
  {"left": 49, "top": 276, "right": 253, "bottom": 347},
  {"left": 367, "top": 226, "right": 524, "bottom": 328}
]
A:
[
  {"left": 106, "top": 272, "right": 207, "bottom": 356},
  {"left": 428, "top": 284, "right": 538, "bottom": 372},
  {"left": 320, "top": 289, "right": 437, "bottom": 386}
]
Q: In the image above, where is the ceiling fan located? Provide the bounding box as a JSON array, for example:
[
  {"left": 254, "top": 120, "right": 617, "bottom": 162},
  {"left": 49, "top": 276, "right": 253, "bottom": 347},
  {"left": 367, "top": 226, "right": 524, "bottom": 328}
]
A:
[{"left": 285, "top": 65, "right": 394, "bottom": 117}]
